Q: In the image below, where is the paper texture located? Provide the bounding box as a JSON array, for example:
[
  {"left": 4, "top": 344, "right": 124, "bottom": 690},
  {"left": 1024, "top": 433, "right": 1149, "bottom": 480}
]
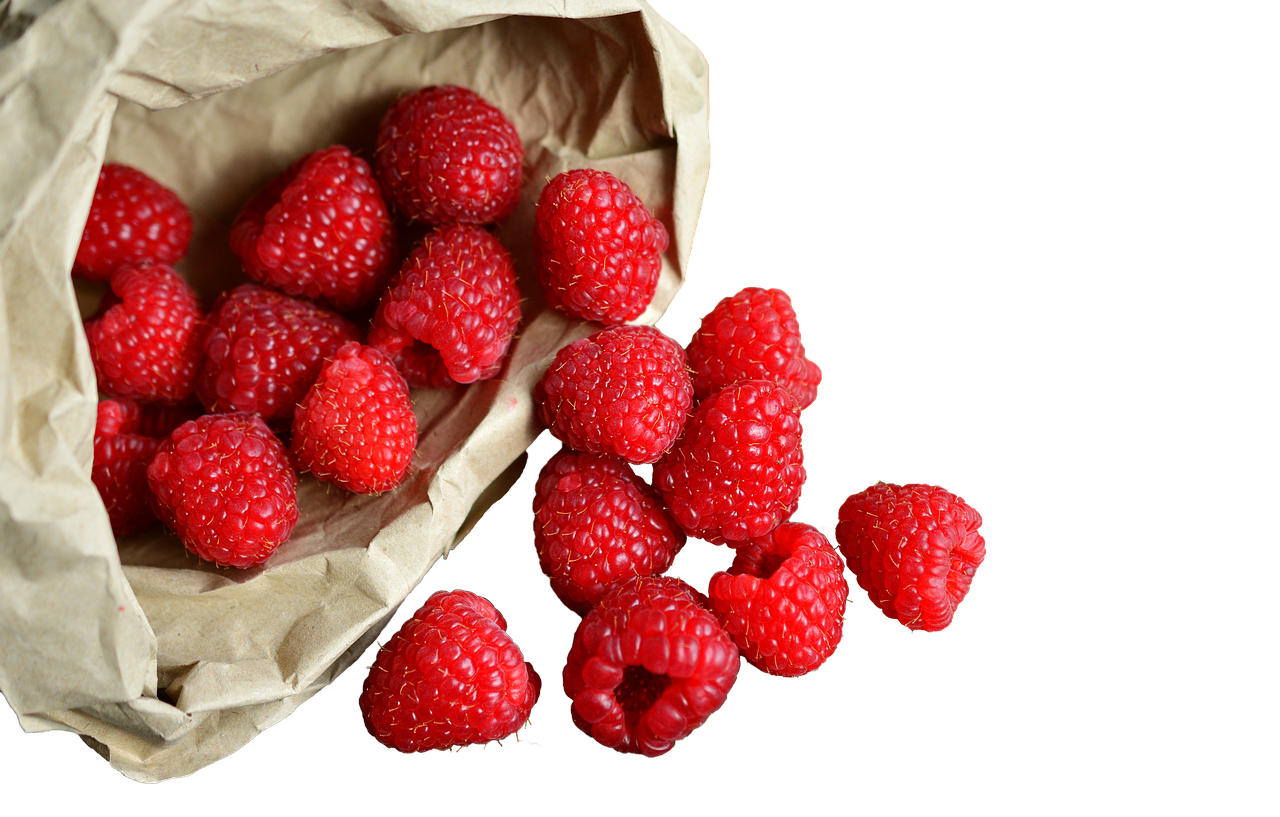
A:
[{"left": 0, "top": 0, "right": 709, "bottom": 782}]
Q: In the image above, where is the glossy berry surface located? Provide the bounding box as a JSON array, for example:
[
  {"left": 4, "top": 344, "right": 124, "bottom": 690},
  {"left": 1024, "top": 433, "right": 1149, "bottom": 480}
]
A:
[
  {"left": 708, "top": 522, "right": 848, "bottom": 676},
  {"left": 533, "top": 447, "right": 685, "bottom": 615},
  {"left": 84, "top": 263, "right": 206, "bottom": 405},
  {"left": 230, "top": 146, "right": 396, "bottom": 312},
  {"left": 534, "top": 324, "right": 693, "bottom": 464},
  {"left": 292, "top": 343, "right": 417, "bottom": 494},
  {"left": 147, "top": 412, "right": 298, "bottom": 568},
  {"left": 74, "top": 164, "right": 192, "bottom": 282},
  {"left": 686, "top": 286, "right": 822, "bottom": 409},
  {"left": 534, "top": 168, "right": 669, "bottom": 325},
  {"left": 653, "top": 379, "right": 805, "bottom": 544},
  {"left": 375, "top": 85, "right": 524, "bottom": 226},
  {"left": 369, "top": 225, "right": 521, "bottom": 388},
  {"left": 197, "top": 285, "right": 362, "bottom": 423},
  {"left": 563, "top": 576, "right": 739, "bottom": 757},
  {"left": 836, "top": 483, "right": 986, "bottom": 632},
  {"left": 360, "top": 590, "right": 540, "bottom": 752},
  {"left": 92, "top": 398, "right": 160, "bottom": 537}
]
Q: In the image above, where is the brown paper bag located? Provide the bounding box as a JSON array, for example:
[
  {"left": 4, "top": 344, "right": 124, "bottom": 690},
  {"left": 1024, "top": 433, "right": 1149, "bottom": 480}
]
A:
[{"left": 0, "top": 0, "right": 708, "bottom": 782}]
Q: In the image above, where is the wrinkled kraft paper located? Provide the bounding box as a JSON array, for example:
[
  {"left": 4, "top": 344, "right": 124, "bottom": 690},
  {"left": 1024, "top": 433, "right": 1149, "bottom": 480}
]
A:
[{"left": 0, "top": 0, "right": 708, "bottom": 782}]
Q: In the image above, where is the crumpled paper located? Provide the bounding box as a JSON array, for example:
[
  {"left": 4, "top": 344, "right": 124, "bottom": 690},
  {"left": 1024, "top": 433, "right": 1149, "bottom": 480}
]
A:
[{"left": 0, "top": 0, "right": 708, "bottom": 782}]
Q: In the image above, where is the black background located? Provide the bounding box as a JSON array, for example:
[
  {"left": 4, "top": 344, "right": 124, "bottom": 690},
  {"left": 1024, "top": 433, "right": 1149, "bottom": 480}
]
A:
[{"left": 2, "top": 4, "right": 998, "bottom": 788}]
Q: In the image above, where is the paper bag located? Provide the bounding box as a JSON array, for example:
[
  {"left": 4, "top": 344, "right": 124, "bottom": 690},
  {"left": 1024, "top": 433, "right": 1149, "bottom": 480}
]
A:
[{"left": 0, "top": 0, "right": 709, "bottom": 782}]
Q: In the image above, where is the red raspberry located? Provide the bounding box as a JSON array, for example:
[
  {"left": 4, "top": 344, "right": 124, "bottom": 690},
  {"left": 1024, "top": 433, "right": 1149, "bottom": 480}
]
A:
[
  {"left": 291, "top": 343, "right": 417, "bottom": 494},
  {"left": 135, "top": 401, "right": 203, "bottom": 439},
  {"left": 92, "top": 399, "right": 160, "bottom": 537},
  {"left": 532, "top": 447, "right": 686, "bottom": 615},
  {"left": 686, "top": 287, "right": 822, "bottom": 409},
  {"left": 835, "top": 483, "right": 986, "bottom": 632},
  {"left": 534, "top": 324, "right": 693, "bottom": 464},
  {"left": 562, "top": 576, "right": 739, "bottom": 757},
  {"left": 197, "top": 285, "right": 362, "bottom": 423},
  {"left": 369, "top": 225, "right": 521, "bottom": 388},
  {"left": 653, "top": 380, "right": 805, "bottom": 544},
  {"left": 74, "top": 164, "right": 192, "bottom": 282},
  {"left": 375, "top": 86, "right": 524, "bottom": 226},
  {"left": 230, "top": 146, "right": 397, "bottom": 312},
  {"left": 534, "top": 168, "right": 669, "bottom": 325},
  {"left": 147, "top": 413, "right": 299, "bottom": 568},
  {"left": 360, "top": 589, "right": 540, "bottom": 752},
  {"left": 708, "top": 522, "right": 848, "bottom": 676},
  {"left": 84, "top": 263, "right": 206, "bottom": 404}
]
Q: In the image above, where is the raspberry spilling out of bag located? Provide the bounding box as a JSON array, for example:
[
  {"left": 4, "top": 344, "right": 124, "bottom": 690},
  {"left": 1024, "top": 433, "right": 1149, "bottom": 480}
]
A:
[
  {"left": 836, "top": 483, "right": 986, "bottom": 632},
  {"left": 707, "top": 522, "right": 848, "bottom": 677},
  {"left": 653, "top": 379, "right": 806, "bottom": 545},
  {"left": 360, "top": 590, "right": 540, "bottom": 752},
  {"left": 686, "top": 286, "right": 822, "bottom": 410},
  {"left": 532, "top": 447, "right": 685, "bottom": 615},
  {"left": 534, "top": 168, "right": 669, "bottom": 325},
  {"left": 534, "top": 324, "right": 693, "bottom": 464},
  {"left": 562, "top": 576, "right": 739, "bottom": 757}
]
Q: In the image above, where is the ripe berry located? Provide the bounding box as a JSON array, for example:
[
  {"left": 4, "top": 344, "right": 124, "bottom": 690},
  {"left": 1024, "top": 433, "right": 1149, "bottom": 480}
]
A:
[
  {"left": 360, "top": 590, "right": 540, "bottom": 752},
  {"left": 653, "top": 379, "right": 805, "bottom": 544},
  {"left": 74, "top": 164, "right": 192, "bottom": 282},
  {"left": 84, "top": 263, "right": 206, "bottom": 404},
  {"left": 369, "top": 225, "right": 521, "bottom": 388},
  {"left": 686, "top": 286, "right": 821, "bottom": 409},
  {"left": 534, "top": 168, "right": 669, "bottom": 325},
  {"left": 563, "top": 576, "right": 739, "bottom": 757},
  {"left": 708, "top": 522, "right": 848, "bottom": 676},
  {"left": 375, "top": 85, "right": 524, "bottom": 226},
  {"left": 532, "top": 447, "right": 685, "bottom": 615},
  {"left": 534, "top": 324, "right": 693, "bottom": 464},
  {"left": 230, "top": 146, "right": 397, "bottom": 312},
  {"left": 197, "top": 285, "right": 362, "bottom": 423},
  {"left": 292, "top": 343, "right": 417, "bottom": 494},
  {"left": 147, "top": 413, "right": 298, "bottom": 568},
  {"left": 92, "top": 398, "right": 160, "bottom": 537},
  {"left": 836, "top": 483, "right": 986, "bottom": 632}
]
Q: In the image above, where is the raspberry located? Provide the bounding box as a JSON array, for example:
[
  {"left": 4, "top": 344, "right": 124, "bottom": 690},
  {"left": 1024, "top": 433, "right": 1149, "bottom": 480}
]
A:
[
  {"left": 562, "top": 576, "right": 739, "bottom": 757},
  {"left": 686, "top": 287, "right": 822, "bottom": 409},
  {"left": 360, "top": 590, "right": 540, "bottom": 752},
  {"left": 73, "top": 164, "right": 192, "bottom": 282},
  {"left": 92, "top": 399, "right": 160, "bottom": 537},
  {"left": 197, "top": 285, "right": 362, "bottom": 423},
  {"left": 84, "top": 263, "right": 206, "bottom": 404},
  {"left": 534, "top": 324, "right": 693, "bottom": 464},
  {"left": 135, "top": 401, "right": 203, "bottom": 439},
  {"left": 653, "top": 380, "right": 805, "bottom": 544},
  {"left": 147, "top": 413, "right": 299, "bottom": 568},
  {"left": 532, "top": 447, "right": 686, "bottom": 615},
  {"left": 229, "top": 146, "right": 396, "bottom": 312},
  {"left": 835, "top": 483, "right": 986, "bottom": 632},
  {"left": 707, "top": 522, "right": 848, "bottom": 676},
  {"left": 291, "top": 343, "right": 417, "bottom": 494},
  {"left": 369, "top": 225, "right": 521, "bottom": 388},
  {"left": 534, "top": 168, "right": 669, "bottom": 325},
  {"left": 375, "top": 86, "right": 524, "bottom": 226}
]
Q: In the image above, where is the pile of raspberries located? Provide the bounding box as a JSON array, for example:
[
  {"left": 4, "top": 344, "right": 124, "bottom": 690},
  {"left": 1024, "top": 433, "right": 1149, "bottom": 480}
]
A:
[{"left": 77, "top": 84, "right": 986, "bottom": 760}]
